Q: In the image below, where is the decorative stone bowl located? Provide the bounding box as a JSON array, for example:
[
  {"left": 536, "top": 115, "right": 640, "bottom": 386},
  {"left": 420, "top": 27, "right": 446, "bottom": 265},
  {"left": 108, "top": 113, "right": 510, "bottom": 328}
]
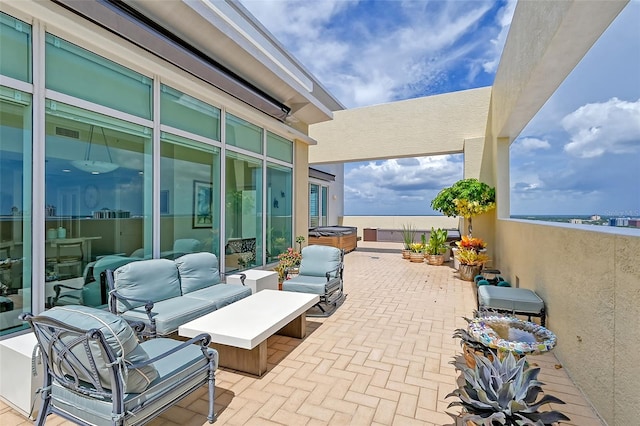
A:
[{"left": 467, "top": 315, "right": 557, "bottom": 356}]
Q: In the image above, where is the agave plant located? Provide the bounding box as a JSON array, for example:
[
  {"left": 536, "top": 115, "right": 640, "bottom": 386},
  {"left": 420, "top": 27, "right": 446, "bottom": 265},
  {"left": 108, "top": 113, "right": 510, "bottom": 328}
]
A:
[{"left": 447, "top": 352, "right": 570, "bottom": 425}]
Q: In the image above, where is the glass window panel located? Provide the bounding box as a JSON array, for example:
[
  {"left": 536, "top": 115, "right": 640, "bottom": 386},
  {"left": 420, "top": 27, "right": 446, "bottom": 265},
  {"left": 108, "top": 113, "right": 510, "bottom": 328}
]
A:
[
  {"left": 0, "top": 87, "right": 32, "bottom": 335},
  {"left": 45, "top": 34, "right": 152, "bottom": 119},
  {"left": 0, "top": 12, "right": 32, "bottom": 82},
  {"left": 321, "top": 186, "right": 328, "bottom": 226},
  {"left": 45, "top": 101, "right": 152, "bottom": 307},
  {"left": 267, "top": 163, "right": 292, "bottom": 263},
  {"left": 267, "top": 131, "right": 293, "bottom": 163},
  {"left": 225, "top": 152, "right": 262, "bottom": 272},
  {"left": 226, "top": 114, "right": 263, "bottom": 154},
  {"left": 160, "top": 132, "right": 221, "bottom": 259},
  {"left": 309, "top": 184, "right": 319, "bottom": 227},
  {"left": 160, "top": 84, "right": 220, "bottom": 140}
]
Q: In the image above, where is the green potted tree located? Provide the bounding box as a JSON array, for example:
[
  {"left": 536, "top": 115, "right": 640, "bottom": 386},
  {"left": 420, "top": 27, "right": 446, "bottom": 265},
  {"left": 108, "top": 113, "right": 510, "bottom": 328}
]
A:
[
  {"left": 424, "top": 227, "right": 448, "bottom": 265},
  {"left": 430, "top": 178, "right": 495, "bottom": 237}
]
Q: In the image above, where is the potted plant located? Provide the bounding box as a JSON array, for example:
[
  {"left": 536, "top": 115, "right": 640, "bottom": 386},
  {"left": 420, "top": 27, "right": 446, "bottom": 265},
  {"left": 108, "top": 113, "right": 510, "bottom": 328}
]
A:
[
  {"left": 430, "top": 178, "right": 495, "bottom": 237},
  {"left": 401, "top": 224, "right": 416, "bottom": 259},
  {"left": 273, "top": 247, "right": 302, "bottom": 289},
  {"left": 455, "top": 248, "right": 489, "bottom": 281},
  {"left": 447, "top": 352, "right": 570, "bottom": 425},
  {"left": 424, "top": 227, "right": 448, "bottom": 265},
  {"left": 453, "top": 317, "right": 496, "bottom": 369},
  {"left": 409, "top": 242, "right": 424, "bottom": 263}
]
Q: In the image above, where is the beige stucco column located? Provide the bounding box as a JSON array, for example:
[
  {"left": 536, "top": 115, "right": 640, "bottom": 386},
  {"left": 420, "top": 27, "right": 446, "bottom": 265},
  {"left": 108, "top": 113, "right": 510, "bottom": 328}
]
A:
[{"left": 294, "top": 140, "right": 309, "bottom": 244}]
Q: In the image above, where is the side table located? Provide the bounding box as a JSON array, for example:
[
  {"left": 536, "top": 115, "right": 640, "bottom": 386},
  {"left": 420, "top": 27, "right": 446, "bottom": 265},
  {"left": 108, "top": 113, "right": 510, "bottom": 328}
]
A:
[
  {"left": 0, "top": 332, "right": 42, "bottom": 419},
  {"left": 227, "top": 269, "right": 278, "bottom": 294}
]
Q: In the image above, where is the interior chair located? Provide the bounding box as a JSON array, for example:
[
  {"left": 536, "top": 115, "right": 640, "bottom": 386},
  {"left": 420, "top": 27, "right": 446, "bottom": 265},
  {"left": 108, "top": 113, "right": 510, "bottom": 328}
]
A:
[
  {"left": 161, "top": 238, "right": 202, "bottom": 259},
  {"left": 282, "top": 245, "right": 345, "bottom": 317},
  {"left": 52, "top": 255, "right": 140, "bottom": 308},
  {"left": 54, "top": 239, "right": 84, "bottom": 279},
  {"left": 20, "top": 305, "right": 218, "bottom": 426}
]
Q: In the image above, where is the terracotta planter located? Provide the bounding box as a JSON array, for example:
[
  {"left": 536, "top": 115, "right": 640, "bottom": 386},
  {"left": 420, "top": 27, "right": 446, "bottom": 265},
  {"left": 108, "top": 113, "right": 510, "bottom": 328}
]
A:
[
  {"left": 459, "top": 264, "right": 482, "bottom": 281},
  {"left": 462, "top": 343, "right": 494, "bottom": 369},
  {"left": 401, "top": 249, "right": 412, "bottom": 259},
  {"left": 409, "top": 252, "right": 424, "bottom": 263},
  {"left": 425, "top": 254, "right": 444, "bottom": 265}
]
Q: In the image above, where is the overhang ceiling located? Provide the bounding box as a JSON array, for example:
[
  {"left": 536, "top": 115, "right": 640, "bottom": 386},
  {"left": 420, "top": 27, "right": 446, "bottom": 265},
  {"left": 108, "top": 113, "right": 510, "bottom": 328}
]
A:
[{"left": 122, "top": 0, "right": 343, "bottom": 125}]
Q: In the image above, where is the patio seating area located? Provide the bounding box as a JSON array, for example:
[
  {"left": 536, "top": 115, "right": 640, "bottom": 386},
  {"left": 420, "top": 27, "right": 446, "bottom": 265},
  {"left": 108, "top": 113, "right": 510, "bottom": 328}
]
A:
[{"left": 1, "top": 243, "right": 604, "bottom": 425}]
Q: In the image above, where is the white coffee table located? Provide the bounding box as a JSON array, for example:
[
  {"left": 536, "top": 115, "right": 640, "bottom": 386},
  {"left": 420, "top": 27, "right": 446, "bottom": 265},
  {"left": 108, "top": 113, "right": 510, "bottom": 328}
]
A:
[{"left": 179, "top": 289, "right": 319, "bottom": 376}]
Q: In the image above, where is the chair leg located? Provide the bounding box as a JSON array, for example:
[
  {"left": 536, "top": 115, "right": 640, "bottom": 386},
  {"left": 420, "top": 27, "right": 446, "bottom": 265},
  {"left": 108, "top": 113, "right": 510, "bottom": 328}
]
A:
[
  {"left": 207, "top": 359, "right": 216, "bottom": 423},
  {"left": 35, "top": 379, "right": 52, "bottom": 426}
]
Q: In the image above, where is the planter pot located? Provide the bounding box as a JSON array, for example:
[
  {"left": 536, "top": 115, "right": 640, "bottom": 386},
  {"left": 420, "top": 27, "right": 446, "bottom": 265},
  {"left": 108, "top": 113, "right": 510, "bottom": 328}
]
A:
[
  {"left": 451, "top": 248, "right": 460, "bottom": 270},
  {"left": 401, "top": 249, "right": 412, "bottom": 259},
  {"left": 459, "top": 264, "right": 482, "bottom": 281},
  {"left": 462, "top": 343, "right": 494, "bottom": 369},
  {"left": 443, "top": 248, "right": 451, "bottom": 262},
  {"left": 425, "top": 254, "right": 444, "bottom": 266},
  {"left": 409, "top": 252, "right": 424, "bottom": 263}
]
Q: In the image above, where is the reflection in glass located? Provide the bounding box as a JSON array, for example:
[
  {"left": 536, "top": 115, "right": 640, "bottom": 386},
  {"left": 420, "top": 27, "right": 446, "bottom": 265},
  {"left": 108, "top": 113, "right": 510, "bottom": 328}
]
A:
[
  {"left": 45, "top": 101, "right": 152, "bottom": 308},
  {"left": 0, "top": 12, "right": 32, "bottom": 83},
  {"left": 226, "top": 113, "right": 263, "bottom": 154},
  {"left": 0, "top": 87, "right": 32, "bottom": 335},
  {"left": 309, "top": 184, "right": 319, "bottom": 227},
  {"left": 267, "top": 163, "right": 292, "bottom": 262},
  {"left": 225, "top": 152, "right": 263, "bottom": 272},
  {"left": 160, "top": 132, "right": 220, "bottom": 259}
]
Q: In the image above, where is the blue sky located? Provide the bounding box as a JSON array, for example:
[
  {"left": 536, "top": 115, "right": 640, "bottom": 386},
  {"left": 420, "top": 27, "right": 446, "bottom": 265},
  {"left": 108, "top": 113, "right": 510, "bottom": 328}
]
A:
[{"left": 240, "top": 0, "right": 640, "bottom": 217}]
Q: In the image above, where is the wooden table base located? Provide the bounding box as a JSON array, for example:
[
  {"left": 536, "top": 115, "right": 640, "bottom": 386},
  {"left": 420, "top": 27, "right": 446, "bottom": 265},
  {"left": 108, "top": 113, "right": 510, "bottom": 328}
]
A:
[{"left": 212, "top": 313, "right": 306, "bottom": 376}]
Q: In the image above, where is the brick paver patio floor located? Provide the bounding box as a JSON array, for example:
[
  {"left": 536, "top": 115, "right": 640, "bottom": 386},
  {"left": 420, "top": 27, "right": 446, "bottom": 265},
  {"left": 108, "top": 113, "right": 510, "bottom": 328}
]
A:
[{"left": 1, "top": 244, "right": 604, "bottom": 425}]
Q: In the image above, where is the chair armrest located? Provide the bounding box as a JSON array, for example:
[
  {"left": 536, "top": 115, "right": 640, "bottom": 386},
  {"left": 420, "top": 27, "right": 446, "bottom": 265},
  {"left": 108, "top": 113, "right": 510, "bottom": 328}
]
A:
[
  {"left": 52, "top": 283, "right": 84, "bottom": 305},
  {"left": 53, "top": 283, "right": 84, "bottom": 296},
  {"left": 324, "top": 264, "right": 343, "bottom": 281},
  {"left": 129, "top": 333, "right": 215, "bottom": 368},
  {"left": 108, "top": 290, "right": 155, "bottom": 314}
]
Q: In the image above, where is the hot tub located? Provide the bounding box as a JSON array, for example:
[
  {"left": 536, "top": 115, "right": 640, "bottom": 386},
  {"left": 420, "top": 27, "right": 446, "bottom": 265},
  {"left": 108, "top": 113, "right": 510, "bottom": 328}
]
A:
[{"left": 308, "top": 226, "right": 357, "bottom": 253}]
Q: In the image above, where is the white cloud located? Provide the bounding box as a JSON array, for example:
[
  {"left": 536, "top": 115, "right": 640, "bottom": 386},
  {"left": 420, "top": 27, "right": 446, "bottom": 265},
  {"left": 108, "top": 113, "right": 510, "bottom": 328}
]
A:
[
  {"left": 562, "top": 97, "right": 640, "bottom": 158},
  {"left": 481, "top": 0, "right": 516, "bottom": 73},
  {"left": 344, "top": 155, "right": 463, "bottom": 215},
  {"left": 239, "top": 0, "right": 509, "bottom": 107},
  {"left": 510, "top": 137, "right": 551, "bottom": 156}
]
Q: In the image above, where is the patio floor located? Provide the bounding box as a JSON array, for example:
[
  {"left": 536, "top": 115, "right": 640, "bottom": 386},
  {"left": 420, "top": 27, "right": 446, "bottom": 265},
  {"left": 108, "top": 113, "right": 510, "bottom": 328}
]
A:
[{"left": 1, "top": 242, "right": 604, "bottom": 425}]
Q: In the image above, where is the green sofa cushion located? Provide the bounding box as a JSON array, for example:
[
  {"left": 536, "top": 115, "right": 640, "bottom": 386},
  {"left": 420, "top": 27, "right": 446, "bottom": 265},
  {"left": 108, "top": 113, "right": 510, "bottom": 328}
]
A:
[
  {"left": 113, "top": 259, "right": 181, "bottom": 312},
  {"left": 298, "top": 245, "right": 341, "bottom": 277},
  {"left": 49, "top": 337, "right": 216, "bottom": 426},
  {"left": 40, "top": 306, "right": 158, "bottom": 393},
  {"left": 119, "top": 296, "right": 217, "bottom": 336},
  {"left": 175, "top": 252, "right": 221, "bottom": 294}
]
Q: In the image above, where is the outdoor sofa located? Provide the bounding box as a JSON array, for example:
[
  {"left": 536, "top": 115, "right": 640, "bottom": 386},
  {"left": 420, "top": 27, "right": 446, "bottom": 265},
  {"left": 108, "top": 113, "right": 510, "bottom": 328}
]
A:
[{"left": 106, "top": 252, "right": 251, "bottom": 337}]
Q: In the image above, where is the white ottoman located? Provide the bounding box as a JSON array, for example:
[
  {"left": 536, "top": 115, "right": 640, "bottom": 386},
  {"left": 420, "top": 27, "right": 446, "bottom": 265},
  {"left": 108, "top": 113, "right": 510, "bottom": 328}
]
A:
[{"left": 227, "top": 269, "right": 278, "bottom": 294}]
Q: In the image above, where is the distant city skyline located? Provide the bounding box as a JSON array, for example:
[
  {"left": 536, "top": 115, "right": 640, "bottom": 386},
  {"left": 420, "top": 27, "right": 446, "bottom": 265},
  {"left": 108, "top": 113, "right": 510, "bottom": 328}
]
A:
[{"left": 240, "top": 0, "right": 640, "bottom": 217}]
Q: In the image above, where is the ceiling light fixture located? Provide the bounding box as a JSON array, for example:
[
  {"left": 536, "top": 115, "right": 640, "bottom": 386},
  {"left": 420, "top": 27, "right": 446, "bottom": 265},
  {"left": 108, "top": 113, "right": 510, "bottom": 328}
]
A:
[{"left": 71, "top": 124, "right": 119, "bottom": 174}]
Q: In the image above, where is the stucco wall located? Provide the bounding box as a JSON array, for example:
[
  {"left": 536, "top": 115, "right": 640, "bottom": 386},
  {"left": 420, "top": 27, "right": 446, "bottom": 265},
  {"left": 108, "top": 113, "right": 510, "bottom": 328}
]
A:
[
  {"left": 309, "top": 87, "right": 491, "bottom": 164},
  {"left": 340, "top": 215, "right": 460, "bottom": 239},
  {"left": 495, "top": 220, "right": 640, "bottom": 424}
]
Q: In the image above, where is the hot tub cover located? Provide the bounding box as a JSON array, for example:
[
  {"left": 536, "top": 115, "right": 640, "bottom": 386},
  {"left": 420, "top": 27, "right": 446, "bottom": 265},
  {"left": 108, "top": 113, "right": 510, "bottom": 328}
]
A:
[{"left": 308, "top": 226, "right": 357, "bottom": 237}]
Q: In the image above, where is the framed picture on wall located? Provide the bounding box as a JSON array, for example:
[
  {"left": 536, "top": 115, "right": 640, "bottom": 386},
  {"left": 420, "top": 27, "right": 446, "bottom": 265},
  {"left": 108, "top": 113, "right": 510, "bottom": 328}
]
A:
[
  {"left": 160, "top": 190, "right": 170, "bottom": 215},
  {"left": 192, "top": 180, "right": 213, "bottom": 228}
]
